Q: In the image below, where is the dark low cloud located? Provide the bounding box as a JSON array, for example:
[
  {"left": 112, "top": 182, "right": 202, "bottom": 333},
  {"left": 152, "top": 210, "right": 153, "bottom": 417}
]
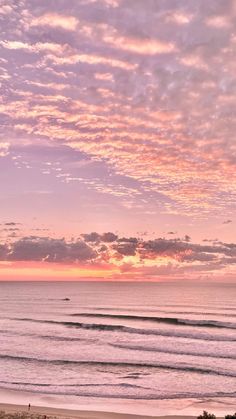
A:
[
  {"left": 0, "top": 244, "right": 8, "bottom": 259},
  {"left": 1, "top": 233, "right": 236, "bottom": 272},
  {"left": 113, "top": 242, "right": 137, "bottom": 256},
  {"left": 82, "top": 232, "right": 101, "bottom": 243},
  {"left": 138, "top": 237, "right": 236, "bottom": 263},
  {"left": 184, "top": 235, "right": 191, "bottom": 242},
  {"left": 3, "top": 228, "right": 20, "bottom": 232},
  {"left": 6, "top": 236, "right": 96, "bottom": 263},
  {"left": 118, "top": 237, "right": 138, "bottom": 243},
  {"left": 82, "top": 231, "right": 118, "bottom": 243},
  {"left": 101, "top": 232, "right": 118, "bottom": 242},
  {"left": 4, "top": 222, "right": 21, "bottom": 226}
]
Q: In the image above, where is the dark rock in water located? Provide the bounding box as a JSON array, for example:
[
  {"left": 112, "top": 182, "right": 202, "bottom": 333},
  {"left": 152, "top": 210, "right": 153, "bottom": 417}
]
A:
[{"left": 63, "top": 298, "right": 70, "bottom": 301}]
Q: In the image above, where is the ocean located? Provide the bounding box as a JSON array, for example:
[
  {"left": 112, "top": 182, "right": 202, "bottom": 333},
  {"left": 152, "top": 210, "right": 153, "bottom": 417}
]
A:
[{"left": 0, "top": 281, "right": 236, "bottom": 415}]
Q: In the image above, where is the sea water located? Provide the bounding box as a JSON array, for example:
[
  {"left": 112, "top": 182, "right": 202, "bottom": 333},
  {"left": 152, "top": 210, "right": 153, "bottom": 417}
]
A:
[{"left": 0, "top": 281, "right": 235, "bottom": 415}]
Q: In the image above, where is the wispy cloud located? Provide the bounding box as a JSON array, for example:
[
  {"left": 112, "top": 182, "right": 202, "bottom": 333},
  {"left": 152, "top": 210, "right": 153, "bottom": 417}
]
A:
[{"left": 30, "top": 13, "right": 79, "bottom": 31}]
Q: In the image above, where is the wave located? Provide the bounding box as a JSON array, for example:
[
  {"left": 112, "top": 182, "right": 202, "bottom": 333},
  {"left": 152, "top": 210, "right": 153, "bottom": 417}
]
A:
[
  {"left": 16, "top": 318, "right": 124, "bottom": 331},
  {"left": 0, "top": 328, "right": 99, "bottom": 343},
  {"left": 14, "top": 318, "right": 236, "bottom": 342},
  {"left": 70, "top": 313, "right": 236, "bottom": 329},
  {"left": 1, "top": 354, "right": 236, "bottom": 378},
  {"left": 81, "top": 309, "right": 236, "bottom": 317},
  {"left": 109, "top": 343, "right": 236, "bottom": 360},
  {"left": 0, "top": 380, "right": 147, "bottom": 390},
  {"left": 0, "top": 379, "right": 236, "bottom": 400},
  {"left": 93, "top": 305, "right": 236, "bottom": 311}
]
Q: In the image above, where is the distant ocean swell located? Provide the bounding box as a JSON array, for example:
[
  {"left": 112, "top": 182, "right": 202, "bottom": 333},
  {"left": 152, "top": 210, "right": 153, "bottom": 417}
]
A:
[
  {"left": 108, "top": 343, "right": 236, "bottom": 360},
  {"left": 15, "top": 315, "right": 236, "bottom": 329},
  {"left": 0, "top": 379, "right": 236, "bottom": 400},
  {"left": 75, "top": 310, "right": 236, "bottom": 317},
  {"left": 12, "top": 317, "right": 236, "bottom": 343},
  {"left": 1, "top": 332, "right": 236, "bottom": 359},
  {"left": 70, "top": 313, "right": 236, "bottom": 328},
  {"left": 1, "top": 354, "right": 236, "bottom": 378},
  {"left": 4, "top": 323, "right": 236, "bottom": 342},
  {"left": 93, "top": 304, "right": 236, "bottom": 311},
  {"left": 0, "top": 380, "right": 148, "bottom": 389}
]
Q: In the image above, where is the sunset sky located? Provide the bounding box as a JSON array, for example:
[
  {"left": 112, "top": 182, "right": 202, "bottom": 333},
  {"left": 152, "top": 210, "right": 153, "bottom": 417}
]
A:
[{"left": 0, "top": 0, "right": 236, "bottom": 281}]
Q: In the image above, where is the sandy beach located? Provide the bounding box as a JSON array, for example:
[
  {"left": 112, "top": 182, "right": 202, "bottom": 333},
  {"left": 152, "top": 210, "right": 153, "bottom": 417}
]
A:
[
  {"left": 0, "top": 388, "right": 234, "bottom": 419},
  {"left": 0, "top": 402, "right": 199, "bottom": 419},
  {"left": 2, "top": 387, "right": 236, "bottom": 418}
]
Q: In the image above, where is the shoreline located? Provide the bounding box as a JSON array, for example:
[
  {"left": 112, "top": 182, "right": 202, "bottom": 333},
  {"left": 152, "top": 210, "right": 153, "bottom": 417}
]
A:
[
  {"left": 0, "top": 402, "right": 199, "bottom": 419},
  {"left": 0, "top": 389, "right": 235, "bottom": 419}
]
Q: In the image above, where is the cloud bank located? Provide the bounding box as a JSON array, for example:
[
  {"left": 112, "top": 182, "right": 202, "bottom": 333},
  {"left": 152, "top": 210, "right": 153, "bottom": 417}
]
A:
[{"left": 1, "top": 233, "right": 236, "bottom": 279}]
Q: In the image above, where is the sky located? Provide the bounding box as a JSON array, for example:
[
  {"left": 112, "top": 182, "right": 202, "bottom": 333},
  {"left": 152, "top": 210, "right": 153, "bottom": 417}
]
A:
[{"left": 0, "top": 0, "right": 236, "bottom": 281}]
